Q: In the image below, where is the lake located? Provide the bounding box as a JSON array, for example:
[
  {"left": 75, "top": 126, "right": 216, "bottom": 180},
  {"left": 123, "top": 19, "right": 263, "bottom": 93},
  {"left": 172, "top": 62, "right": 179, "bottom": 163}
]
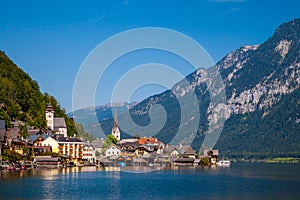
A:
[{"left": 1, "top": 163, "right": 300, "bottom": 200}]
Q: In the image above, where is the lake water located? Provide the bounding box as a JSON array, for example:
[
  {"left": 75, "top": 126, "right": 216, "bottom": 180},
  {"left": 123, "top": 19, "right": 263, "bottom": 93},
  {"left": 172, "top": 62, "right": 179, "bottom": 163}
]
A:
[{"left": 1, "top": 163, "right": 300, "bottom": 200}]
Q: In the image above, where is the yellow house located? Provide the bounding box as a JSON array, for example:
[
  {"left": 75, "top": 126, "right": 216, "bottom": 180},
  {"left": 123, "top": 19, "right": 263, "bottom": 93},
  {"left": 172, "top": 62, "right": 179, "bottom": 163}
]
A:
[{"left": 41, "top": 136, "right": 60, "bottom": 153}]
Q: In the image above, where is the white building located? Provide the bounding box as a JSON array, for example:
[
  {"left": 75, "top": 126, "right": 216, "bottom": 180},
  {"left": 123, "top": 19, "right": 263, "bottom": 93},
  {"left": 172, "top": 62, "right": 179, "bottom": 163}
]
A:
[
  {"left": 45, "top": 104, "right": 54, "bottom": 130},
  {"left": 111, "top": 111, "right": 120, "bottom": 141},
  {"left": 45, "top": 104, "right": 68, "bottom": 137},
  {"left": 82, "top": 143, "right": 96, "bottom": 164},
  {"left": 105, "top": 145, "right": 121, "bottom": 157}
]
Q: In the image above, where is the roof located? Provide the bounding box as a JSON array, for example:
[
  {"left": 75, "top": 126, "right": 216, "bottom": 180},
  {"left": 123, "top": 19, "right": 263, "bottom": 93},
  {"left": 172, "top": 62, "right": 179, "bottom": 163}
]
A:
[
  {"left": 28, "top": 129, "right": 40, "bottom": 135},
  {"left": 0, "top": 120, "right": 5, "bottom": 129},
  {"left": 138, "top": 137, "right": 161, "bottom": 145},
  {"left": 46, "top": 103, "right": 54, "bottom": 112},
  {"left": 12, "top": 138, "right": 28, "bottom": 145},
  {"left": 54, "top": 117, "right": 67, "bottom": 128},
  {"left": 109, "top": 155, "right": 120, "bottom": 160},
  {"left": 0, "top": 130, "right": 5, "bottom": 141},
  {"left": 36, "top": 156, "right": 60, "bottom": 162},
  {"left": 182, "top": 146, "right": 196, "bottom": 155},
  {"left": 132, "top": 158, "right": 147, "bottom": 163},
  {"left": 6, "top": 127, "right": 20, "bottom": 139},
  {"left": 57, "top": 137, "right": 83, "bottom": 143},
  {"left": 204, "top": 150, "right": 219, "bottom": 157},
  {"left": 91, "top": 139, "right": 105, "bottom": 148},
  {"left": 120, "top": 142, "right": 139, "bottom": 149},
  {"left": 83, "top": 143, "right": 95, "bottom": 149},
  {"left": 99, "top": 157, "right": 112, "bottom": 163},
  {"left": 29, "top": 134, "right": 52, "bottom": 143},
  {"left": 107, "top": 144, "right": 121, "bottom": 151},
  {"left": 119, "top": 138, "right": 138, "bottom": 144},
  {"left": 174, "top": 157, "right": 194, "bottom": 162},
  {"left": 137, "top": 145, "right": 154, "bottom": 152},
  {"left": 29, "top": 129, "right": 53, "bottom": 136}
]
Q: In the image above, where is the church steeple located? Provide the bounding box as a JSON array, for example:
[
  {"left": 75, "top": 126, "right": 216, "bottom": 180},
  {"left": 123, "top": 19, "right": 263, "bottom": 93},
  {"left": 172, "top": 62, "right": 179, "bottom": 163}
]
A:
[
  {"left": 113, "top": 109, "right": 118, "bottom": 128},
  {"left": 46, "top": 103, "right": 54, "bottom": 130},
  {"left": 111, "top": 109, "right": 120, "bottom": 141}
]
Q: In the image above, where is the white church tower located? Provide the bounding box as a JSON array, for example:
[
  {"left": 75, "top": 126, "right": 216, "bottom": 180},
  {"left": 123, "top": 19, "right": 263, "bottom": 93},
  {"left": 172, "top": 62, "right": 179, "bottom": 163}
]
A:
[
  {"left": 46, "top": 103, "right": 54, "bottom": 130},
  {"left": 111, "top": 110, "right": 120, "bottom": 141}
]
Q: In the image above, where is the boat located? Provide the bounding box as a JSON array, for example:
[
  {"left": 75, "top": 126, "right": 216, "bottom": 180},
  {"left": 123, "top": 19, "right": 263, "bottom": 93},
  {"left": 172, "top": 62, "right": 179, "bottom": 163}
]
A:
[
  {"left": 20, "top": 164, "right": 27, "bottom": 170},
  {"left": 1, "top": 161, "right": 10, "bottom": 170},
  {"left": 217, "top": 160, "right": 231, "bottom": 167},
  {"left": 8, "top": 166, "right": 16, "bottom": 171}
]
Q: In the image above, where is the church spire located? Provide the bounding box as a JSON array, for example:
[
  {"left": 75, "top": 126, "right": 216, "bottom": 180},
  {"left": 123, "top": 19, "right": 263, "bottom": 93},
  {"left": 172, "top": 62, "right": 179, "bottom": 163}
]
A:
[
  {"left": 113, "top": 108, "right": 118, "bottom": 128},
  {"left": 111, "top": 108, "right": 120, "bottom": 141}
]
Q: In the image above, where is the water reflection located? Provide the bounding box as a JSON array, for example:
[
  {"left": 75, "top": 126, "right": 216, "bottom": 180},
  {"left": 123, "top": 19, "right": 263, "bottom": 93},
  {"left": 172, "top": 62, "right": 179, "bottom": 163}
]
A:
[
  {"left": 1, "top": 163, "right": 299, "bottom": 181},
  {"left": 228, "top": 163, "right": 300, "bottom": 181},
  {"left": 0, "top": 164, "right": 300, "bottom": 200}
]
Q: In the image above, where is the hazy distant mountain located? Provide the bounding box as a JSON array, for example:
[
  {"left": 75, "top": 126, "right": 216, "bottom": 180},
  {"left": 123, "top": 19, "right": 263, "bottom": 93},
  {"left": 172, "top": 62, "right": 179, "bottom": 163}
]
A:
[
  {"left": 99, "top": 18, "right": 300, "bottom": 158},
  {"left": 68, "top": 102, "right": 138, "bottom": 138}
]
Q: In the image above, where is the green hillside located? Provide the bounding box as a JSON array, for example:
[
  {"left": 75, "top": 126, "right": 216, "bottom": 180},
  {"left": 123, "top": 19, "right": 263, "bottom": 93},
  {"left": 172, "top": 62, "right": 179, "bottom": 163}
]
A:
[
  {"left": 0, "top": 51, "right": 78, "bottom": 137},
  {"left": 215, "top": 87, "right": 300, "bottom": 158}
]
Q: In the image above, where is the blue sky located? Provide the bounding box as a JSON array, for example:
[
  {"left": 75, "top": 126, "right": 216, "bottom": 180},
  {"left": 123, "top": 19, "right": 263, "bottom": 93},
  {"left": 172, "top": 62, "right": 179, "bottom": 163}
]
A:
[{"left": 0, "top": 0, "right": 299, "bottom": 112}]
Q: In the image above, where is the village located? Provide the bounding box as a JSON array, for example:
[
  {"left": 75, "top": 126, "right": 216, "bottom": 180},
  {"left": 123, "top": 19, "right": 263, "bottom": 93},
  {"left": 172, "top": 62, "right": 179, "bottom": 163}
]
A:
[{"left": 0, "top": 104, "right": 222, "bottom": 170}]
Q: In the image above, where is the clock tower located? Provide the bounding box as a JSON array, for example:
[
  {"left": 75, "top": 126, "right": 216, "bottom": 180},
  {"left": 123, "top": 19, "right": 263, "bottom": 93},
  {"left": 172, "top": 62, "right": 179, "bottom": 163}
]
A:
[{"left": 46, "top": 103, "right": 54, "bottom": 130}]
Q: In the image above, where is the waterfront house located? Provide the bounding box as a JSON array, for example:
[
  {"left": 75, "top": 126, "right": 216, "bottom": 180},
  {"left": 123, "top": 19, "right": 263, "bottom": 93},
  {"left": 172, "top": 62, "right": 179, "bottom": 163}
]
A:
[
  {"left": 169, "top": 148, "right": 181, "bottom": 157},
  {"left": 204, "top": 149, "right": 219, "bottom": 165},
  {"left": 57, "top": 137, "right": 84, "bottom": 164},
  {"left": 173, "top": 157, "right": 194, "bottom": 166},
  {"left": 82, "top": 143, "right": 96, "bottom": 164},
  {"left": 154, "top": 155, "right": 172, "bottom": 166},
  {"left": 181, "top": 146, "right": 196, "bottom": 159},
  {"left": 98, "top": 157, "right": 112, "bottom": 166},
  {"left": 132, "top": 157, "right": 147, "bottom": 166},
  {"left": 165, "top": 145, "right": 196, "bottom": 159},
  {"left": 124, "top": 156, "right": 133, "bottom": 166},
  {"left": 108, "top": 155, "right": 123, "bottom": 166},
  {"left": 141, "top": 154, "right": 155, "bottom": 165},
  {"left": 35, "top": 156, "right": 61, "bottom": 168}
]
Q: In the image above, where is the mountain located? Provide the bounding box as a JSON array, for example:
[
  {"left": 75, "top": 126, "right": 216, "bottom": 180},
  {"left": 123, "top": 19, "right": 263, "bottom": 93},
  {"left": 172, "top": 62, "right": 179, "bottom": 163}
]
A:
[
  {"left": 98, "top": 18, "right": 300, "bottom": 158},
  {"left": 0, "top": 51, "right": 78, "bottom": 137},
  {"left": 68, "top": 102, "right": 138, "bottom": 139}
]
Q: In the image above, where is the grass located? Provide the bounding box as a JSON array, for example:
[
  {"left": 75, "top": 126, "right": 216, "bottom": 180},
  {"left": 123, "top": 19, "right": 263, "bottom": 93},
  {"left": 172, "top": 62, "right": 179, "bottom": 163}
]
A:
[{"left": 265, "top": 157, "right": 300, "bottom": 163}]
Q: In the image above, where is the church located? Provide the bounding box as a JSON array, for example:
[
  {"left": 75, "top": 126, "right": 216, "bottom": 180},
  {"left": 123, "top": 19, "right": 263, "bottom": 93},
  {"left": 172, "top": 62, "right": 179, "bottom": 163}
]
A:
[
  {"left": 111, "top": 111, "right": 120, "bottom": 141},
  {"left": 45, "top": 103, "right": 68, "bottom": 137}
]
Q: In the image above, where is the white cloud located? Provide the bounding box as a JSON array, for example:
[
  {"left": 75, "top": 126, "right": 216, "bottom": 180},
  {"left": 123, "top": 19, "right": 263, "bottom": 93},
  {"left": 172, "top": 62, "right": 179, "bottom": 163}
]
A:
[{"left": 220, "top": 7, "right": 241, "bottom": 17}]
